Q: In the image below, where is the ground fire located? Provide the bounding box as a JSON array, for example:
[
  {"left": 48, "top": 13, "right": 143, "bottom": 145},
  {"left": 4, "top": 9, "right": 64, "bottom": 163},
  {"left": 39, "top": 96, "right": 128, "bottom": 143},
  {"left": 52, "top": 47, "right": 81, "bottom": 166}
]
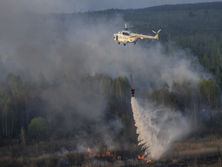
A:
[
  {"left": 87, "top": 147, "right": 151, "bottom": 164},
  {"left": 138, "top": 155, "right": 152, "bottom": 163}
]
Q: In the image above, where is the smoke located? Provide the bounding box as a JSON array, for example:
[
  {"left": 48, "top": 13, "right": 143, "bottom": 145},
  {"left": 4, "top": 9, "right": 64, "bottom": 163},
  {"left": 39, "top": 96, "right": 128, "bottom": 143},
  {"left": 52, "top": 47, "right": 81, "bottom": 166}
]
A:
[
  {"left": 131, "top": 97, "right": 191, "bottom": 160},
  {"left": 0, "top": 0, "right": 205, "bottom": 85},
  {"left": 0, "top": 0, "right": 208, "bottom": 152}
]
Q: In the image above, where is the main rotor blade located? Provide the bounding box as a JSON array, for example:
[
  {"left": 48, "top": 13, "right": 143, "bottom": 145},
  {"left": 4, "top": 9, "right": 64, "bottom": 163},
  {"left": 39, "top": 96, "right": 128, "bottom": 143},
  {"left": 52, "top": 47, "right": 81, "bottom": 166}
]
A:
[
  {"left": 152, "top": 30, "right": 157, "bottom": 34},
  {"left": 157, "top": 29, "right": 162, "bottom": 33}
]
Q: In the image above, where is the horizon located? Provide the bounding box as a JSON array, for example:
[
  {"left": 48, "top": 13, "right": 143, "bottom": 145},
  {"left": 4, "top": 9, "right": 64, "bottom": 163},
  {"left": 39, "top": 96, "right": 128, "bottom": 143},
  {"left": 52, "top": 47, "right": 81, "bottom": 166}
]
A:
[
  {"left": 83, "top": 0, "right": 221, "bottom": 12},
  {"left": 1, "top": 0, "right": 220, "bottom": 14},
  {"left": 82, "top": 1, "right": 222, "bottom": 13},
  {"left": 64, "top": 0, "right": 221, "bottom": 13}
]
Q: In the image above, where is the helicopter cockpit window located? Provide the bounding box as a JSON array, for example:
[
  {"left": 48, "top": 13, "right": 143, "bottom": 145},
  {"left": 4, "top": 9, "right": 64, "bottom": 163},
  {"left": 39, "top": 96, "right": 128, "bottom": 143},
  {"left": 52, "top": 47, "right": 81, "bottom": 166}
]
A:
[{"left": 122, "top": 32, "right": 129, "bottom": 36}]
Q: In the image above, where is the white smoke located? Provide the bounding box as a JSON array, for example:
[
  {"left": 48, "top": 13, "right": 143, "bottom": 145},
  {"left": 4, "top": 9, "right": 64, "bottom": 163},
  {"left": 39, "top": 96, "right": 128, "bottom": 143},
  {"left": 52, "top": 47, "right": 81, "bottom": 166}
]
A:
[
  {"left": 0, "top": 0, "right": 209, "bottom": 152},
  {"left": 131, "top": 97, "right": 191, "bottom": 160}
]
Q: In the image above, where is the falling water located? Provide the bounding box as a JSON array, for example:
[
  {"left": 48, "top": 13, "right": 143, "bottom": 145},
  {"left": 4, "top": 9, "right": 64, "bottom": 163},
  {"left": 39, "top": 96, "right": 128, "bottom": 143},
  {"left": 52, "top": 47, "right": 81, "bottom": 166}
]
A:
[{"left": 131, "top": 97, "right": 191, "bottom": 160}]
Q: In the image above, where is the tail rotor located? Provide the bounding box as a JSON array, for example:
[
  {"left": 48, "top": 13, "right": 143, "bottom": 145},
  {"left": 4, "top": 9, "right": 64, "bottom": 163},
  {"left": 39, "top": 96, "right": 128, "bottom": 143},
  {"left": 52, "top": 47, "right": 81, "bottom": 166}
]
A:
[{"left": 152, "top": 29, "right": 161, "bottom": 40}]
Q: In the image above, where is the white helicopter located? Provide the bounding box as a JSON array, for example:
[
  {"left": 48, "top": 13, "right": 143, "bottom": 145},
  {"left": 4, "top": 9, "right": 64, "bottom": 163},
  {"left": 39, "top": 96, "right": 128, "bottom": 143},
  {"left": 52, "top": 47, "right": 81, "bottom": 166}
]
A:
[{"left": 113, "top": 24, "right": 161, "bottom": 46}]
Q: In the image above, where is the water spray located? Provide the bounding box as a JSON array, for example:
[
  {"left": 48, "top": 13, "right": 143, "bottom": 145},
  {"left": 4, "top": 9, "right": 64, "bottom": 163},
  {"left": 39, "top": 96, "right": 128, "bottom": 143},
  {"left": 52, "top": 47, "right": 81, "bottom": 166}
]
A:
[{"left": 130, "top": 93, "right": 191, "bottom": 160}]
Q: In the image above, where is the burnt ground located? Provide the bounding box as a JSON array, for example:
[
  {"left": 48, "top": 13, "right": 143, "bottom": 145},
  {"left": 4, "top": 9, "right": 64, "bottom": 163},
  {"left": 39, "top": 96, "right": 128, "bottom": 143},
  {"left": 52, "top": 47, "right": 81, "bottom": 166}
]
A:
[{"left": 0, "top": 136, "right": 222, "bottom": 167}]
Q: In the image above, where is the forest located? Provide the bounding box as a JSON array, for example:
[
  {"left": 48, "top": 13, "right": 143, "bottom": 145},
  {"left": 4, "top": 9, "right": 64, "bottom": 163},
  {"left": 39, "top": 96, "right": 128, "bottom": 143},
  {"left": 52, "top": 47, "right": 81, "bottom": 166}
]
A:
[{"left": 1, "top": 1, "right": 222, "bottom": 167}]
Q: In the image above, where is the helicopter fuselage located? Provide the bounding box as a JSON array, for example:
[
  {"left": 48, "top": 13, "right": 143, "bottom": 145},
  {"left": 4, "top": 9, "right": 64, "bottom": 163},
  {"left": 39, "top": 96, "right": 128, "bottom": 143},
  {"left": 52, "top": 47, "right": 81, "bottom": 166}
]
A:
[
  {"left": 114, "top": 31, "right": 138, "bottom": 44},
  {"left": 113, "top": 30, "right": 160, "bottom": 45}
]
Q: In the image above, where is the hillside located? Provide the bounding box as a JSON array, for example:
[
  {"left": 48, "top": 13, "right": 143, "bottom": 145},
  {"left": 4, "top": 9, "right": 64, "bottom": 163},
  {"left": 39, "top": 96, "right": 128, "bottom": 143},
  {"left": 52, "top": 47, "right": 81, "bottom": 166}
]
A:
[{"left": 77, "top": 2, "right": 222, "bottom": 86}]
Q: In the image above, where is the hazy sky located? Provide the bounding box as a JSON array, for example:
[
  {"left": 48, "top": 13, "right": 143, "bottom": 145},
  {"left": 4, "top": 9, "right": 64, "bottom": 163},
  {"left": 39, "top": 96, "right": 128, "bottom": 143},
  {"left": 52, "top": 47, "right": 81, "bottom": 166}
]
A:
[
  {"left": 71, "top": 0, "right": 220, "bottom": 12},
  {"left": 3, "top": 0, "right": 219, "bottom": 13}
]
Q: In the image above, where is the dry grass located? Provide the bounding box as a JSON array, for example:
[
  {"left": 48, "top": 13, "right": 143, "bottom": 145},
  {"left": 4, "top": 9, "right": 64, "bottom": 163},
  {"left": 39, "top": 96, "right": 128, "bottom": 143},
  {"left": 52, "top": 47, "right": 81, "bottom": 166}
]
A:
[
  {"left": 167, "top": 135, "right": 222, "bottom": 158},
  {"left": 1, "top": 135, "right": 222, "bottom": 166}
]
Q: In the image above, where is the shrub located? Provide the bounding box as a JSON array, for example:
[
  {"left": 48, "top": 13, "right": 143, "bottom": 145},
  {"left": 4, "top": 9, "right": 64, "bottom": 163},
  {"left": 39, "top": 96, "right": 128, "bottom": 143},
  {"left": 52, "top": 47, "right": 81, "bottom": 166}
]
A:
[{"left": 28, "top": 117, "right": 49, "bottom": 141}]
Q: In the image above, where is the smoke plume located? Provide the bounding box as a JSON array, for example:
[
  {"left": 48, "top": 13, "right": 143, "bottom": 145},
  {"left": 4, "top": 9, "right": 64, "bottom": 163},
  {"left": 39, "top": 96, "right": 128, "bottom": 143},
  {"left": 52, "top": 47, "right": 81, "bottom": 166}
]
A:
[{"left": 0, "top": 0, "right": 208, "bottom": 152}]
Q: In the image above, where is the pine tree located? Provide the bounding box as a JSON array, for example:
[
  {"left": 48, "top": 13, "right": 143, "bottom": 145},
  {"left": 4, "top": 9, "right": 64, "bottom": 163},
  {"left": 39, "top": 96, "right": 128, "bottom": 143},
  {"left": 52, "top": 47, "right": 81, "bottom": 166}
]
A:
[{"left": 20, "top": 127, "right": 26, "bottom": 145}]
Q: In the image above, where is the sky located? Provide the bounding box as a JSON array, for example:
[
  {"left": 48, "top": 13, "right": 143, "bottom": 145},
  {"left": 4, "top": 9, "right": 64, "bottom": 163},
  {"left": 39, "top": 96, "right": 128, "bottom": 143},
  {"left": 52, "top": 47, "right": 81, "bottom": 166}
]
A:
[
  {"left": 3, "top": 0, "right": 220, "bottom": 14},
  {"left": 71, "top": 0, "right": 220, "bottom": 12}
]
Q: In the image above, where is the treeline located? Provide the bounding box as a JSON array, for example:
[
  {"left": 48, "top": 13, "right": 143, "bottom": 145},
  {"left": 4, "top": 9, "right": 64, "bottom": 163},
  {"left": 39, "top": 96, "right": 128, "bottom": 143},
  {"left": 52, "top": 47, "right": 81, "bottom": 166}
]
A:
[
  {"left": 122, "top": 2, "right": 222, "bottom": 87},
  {"left": 0, "top": 72, "right": 221, "bottom": 146},
  {"left": 1, "top": 0, "right": 222, "bottom": 148},
  {"left": 0, "top": 74, "right": 46, "bottom": 142},
  {"left": 149, "top": 78, "right": 220, "bottom": 112},
  {"left": 0, "top": 74, "right": 137, "bottom": 147},
  {"left": 83, "top": 2, "right": 222, "bottom": 88},
  {"left": 148, "top": 78, "right": 222, "bottom": 134}
]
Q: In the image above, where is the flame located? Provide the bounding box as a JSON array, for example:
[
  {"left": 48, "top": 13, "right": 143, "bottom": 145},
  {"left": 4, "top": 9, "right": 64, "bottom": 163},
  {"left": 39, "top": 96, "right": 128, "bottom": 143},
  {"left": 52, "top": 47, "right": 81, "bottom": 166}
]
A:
[
  {"left": 88, "top": 147, "right": 91, "bottom": 153},
  {"left": 138, "top": 155, "right": 144, "bottom": 159},
  {"left": 117, "top": 155, "right": 121, "bottom": 160},
  {"left": 88, "top": 147, "right": 94, "bottom": 158},
  {"left": 106, "top": 151, "right": 111, "bottom": 156},
  {"left": 138, "top": 155, "right": 152, "bottom": 163},
  {"left": 87, "top": 147, "right": 151, "bottom": 163}
]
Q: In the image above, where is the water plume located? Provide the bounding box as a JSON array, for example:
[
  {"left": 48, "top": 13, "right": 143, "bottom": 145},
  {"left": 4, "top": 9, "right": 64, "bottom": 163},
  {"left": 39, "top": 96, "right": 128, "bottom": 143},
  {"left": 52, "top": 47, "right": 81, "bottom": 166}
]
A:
[{"left": 131, "top": 97, "right": 191, "bottom": 160}]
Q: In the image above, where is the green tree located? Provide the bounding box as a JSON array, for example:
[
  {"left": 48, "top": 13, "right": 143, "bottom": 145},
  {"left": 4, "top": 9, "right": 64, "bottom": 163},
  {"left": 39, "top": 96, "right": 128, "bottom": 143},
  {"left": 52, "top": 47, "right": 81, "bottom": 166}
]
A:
[
  {"left": 112, "top": 77, "right": 130, "bottom": 99},
  {"left": 0, "top": 74, "right": 32, "bottom": 139},
  {"left": 197, "top": 78, "right": 220, "bottom": 108},
  {"left": 28, "top": 117, "right": 49, "bottom": 140}
]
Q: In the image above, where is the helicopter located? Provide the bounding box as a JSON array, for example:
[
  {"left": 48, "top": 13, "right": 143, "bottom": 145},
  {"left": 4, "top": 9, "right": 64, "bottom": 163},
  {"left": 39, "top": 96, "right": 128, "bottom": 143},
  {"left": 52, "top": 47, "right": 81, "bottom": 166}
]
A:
[{"left": 113, "top": 24, "right": 161, "bottom": 46}]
